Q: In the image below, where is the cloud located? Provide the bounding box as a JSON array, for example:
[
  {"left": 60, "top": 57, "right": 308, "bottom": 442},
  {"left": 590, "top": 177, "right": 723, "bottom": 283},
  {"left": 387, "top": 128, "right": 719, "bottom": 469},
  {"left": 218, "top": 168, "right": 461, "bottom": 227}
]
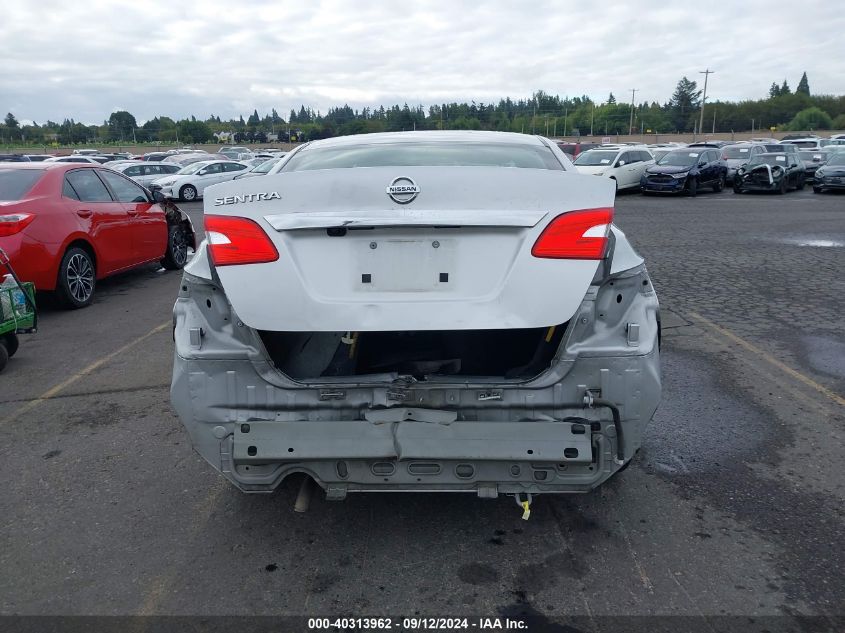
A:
[{"left": 1, "top": 0, "right": 842, "bottom": 124}]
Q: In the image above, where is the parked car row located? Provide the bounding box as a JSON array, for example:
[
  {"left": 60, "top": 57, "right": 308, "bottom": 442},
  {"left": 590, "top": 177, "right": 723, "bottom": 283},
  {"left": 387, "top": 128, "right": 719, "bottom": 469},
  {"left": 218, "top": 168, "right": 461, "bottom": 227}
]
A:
[
  {"left": 74, "top": 150, "right": 289, "bottom": 199},
  {"left": 571, "top": 135, "right": 845, "bottom": 196}
]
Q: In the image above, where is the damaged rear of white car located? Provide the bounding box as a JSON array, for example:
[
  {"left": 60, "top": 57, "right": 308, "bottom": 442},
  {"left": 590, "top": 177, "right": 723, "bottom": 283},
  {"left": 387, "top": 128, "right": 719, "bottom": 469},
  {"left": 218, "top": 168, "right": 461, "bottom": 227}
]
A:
[{"left": 170, "top": 131, "right": 661, "bottom": 501}]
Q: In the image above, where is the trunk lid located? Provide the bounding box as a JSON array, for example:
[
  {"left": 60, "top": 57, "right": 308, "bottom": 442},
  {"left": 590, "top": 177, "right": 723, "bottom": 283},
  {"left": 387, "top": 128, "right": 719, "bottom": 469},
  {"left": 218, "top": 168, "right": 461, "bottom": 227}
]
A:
[{"left": 204, "top": 166, "right": 614, "bottom": 331}]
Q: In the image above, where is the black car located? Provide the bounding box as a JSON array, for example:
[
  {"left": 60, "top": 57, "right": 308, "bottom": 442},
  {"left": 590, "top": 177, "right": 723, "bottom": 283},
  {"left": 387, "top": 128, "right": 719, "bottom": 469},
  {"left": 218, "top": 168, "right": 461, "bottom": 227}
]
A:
[
  {"left": 688, "top": 141, "right": 734, "bottom": 149},
  {"left": 89, "top": 154, "right": 126, "bottom": 163},
  {"left": 798, "top": 150, "right": 834, "bottom": 183},
  {"left": 640, "top": 148, "right": 727, "bottom": 196},
  {"left": 813, "top": 153, "right": 845, "bottom": 193},
  {"left": 142, "top": 152, "right": 171, "bottom": 162},
  {"left": 733, "top": 153, "right": 805, "bottom": 194},
  {"left": 0, "top": 154, "right": 31, "bottom": 162}
]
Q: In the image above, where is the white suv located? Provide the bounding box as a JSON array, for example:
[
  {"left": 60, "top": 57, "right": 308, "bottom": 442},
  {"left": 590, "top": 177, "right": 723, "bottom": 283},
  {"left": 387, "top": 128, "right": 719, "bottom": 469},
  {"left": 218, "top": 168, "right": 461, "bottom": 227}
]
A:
[{"left": 573, "top": 146, "right": 655, "bottom": 191}]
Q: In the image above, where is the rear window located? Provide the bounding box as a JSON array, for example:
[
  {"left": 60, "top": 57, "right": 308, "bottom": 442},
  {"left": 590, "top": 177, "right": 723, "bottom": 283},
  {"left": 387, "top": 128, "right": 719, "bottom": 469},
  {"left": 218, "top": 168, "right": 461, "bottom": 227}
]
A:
[
  {"left": 723, "top": 146, "right": 752, "bottom": 159},
  {"left": 0, "top": 169, "right": 43, "bottom": 200},
  {"left": 749, "top": 155, "right": 788, "bottom": 166},
  {"left": 282, "top": 142, "right": 563, "bottom": 171},
  {"left": 574, "top": 150, "right": 620, "bottom": 166}
]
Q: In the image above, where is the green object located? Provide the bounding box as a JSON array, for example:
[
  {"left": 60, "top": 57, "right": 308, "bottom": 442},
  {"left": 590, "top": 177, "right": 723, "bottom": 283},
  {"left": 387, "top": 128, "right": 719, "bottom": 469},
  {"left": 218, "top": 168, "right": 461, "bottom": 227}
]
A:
[{"left": 0, "top": 281, "right": 35, "bottom": 336}]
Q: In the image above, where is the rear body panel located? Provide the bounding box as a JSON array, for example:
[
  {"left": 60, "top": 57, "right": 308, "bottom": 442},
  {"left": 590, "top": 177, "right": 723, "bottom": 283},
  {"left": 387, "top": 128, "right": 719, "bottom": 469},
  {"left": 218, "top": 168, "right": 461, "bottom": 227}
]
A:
[{"left": 206, "top": 167, "right": 614, "bottom": 331}]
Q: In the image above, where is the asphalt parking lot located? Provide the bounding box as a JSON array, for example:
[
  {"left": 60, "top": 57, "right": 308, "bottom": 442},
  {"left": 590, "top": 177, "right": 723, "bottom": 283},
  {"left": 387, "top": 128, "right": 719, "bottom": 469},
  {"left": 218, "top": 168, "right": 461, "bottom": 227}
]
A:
[{"left": 1, "top": 188, "right": 843, "bottom": 622}]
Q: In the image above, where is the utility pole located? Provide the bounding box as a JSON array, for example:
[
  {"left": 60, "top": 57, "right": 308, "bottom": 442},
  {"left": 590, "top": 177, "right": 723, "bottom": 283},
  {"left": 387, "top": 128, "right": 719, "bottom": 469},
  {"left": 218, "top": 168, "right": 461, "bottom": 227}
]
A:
[
  {"left": 532, "top": 99, "right": 536, "bottom": 134},
  {"left": 698, "top": 69, "right": 715, "bottom": 137},
  {"left": 563, "top": 107, "right": 568, "bottom": 136},
  {"left": 590, "top": 102, "right": 594, "bottom": 137},
  {"left": 544, "top": 114, "right": 549, "bottom": 137},
  {"left": 712, "top": 107, "right": 716, "bottom": 134},
  {"left": 628, "top": 89, "right": 638, "bottom": 135}
]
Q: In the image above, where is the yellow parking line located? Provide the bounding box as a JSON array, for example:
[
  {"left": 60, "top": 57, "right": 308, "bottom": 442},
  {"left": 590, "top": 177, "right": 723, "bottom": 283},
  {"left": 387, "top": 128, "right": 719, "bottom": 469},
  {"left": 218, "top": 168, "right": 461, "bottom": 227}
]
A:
[
  {"left": 0, "top": 321, "right": 170, "bottom": 426},
  {"left": 136, "top": 480, "right": 227, "bottom": 618},
  {"left": 689, "top": 312, "right": 845, "bottom": 408}
]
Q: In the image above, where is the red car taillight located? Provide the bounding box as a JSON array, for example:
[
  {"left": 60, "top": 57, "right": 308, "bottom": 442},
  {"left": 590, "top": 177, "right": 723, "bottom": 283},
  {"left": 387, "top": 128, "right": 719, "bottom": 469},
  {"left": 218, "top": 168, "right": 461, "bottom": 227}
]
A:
[
  {"left": 531, "top": 208, "right": 613, "bottom": 260},
  {"left": 0, "top": 213, "right": 35, "bottom": 237},
  {"left": 204, "top": 215, "right": 279, "bottom": 266}
]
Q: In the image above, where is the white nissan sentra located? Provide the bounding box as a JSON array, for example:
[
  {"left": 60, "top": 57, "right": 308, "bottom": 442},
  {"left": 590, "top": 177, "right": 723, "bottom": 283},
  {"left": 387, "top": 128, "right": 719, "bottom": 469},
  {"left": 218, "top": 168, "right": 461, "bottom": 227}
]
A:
[{"left": 170, "top": 131, "right": 661, "bottom": 504}]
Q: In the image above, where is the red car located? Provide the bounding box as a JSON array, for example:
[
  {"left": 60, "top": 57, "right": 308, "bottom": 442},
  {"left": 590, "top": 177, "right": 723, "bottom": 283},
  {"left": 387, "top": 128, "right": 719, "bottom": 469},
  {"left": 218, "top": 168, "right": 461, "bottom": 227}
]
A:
[{"left": 0, "top": 163, "right": 195, "bottom": 308}]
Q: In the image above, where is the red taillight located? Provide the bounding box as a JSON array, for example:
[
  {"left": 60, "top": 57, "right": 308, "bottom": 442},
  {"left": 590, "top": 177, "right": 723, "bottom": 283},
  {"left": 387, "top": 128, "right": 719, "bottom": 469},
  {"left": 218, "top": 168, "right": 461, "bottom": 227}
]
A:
[
  {"left": 0, "top": 213, "right": 35, "bottom": 237},
  {"left": 531, "top": 208, "right": 613, "bottom": 260},
  {"left": 204, "top": 215, "right": 279, "bottom": 266}
]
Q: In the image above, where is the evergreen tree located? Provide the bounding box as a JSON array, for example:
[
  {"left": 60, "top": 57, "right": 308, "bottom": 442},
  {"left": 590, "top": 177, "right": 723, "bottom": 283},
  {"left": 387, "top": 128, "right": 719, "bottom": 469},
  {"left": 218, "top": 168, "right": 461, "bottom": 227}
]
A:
[
  {"left": 780, "top": 79, "right": 791, "bottom": 95},
  {"left": 668, "top": 77, "right": 701, "bottom": 131},
  {"left": 769, "top": 82, "right": 781, "bottom": 98},
  {"left": 796, "top": 72, "right": 810, "bottom": 96},
  {"left": 607, "top": 93, "right": 616, "bottom": 105}
]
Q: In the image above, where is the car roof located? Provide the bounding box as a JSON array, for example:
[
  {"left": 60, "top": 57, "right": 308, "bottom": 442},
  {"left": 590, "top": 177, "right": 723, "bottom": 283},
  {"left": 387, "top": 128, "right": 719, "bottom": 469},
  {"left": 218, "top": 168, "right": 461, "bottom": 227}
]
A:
[
  {"left": 304, "top": 130, "right": 549, "bottom": 151},
  {"left": 187, "top": 160, "right": 234, "bottom": 167},
  {"left": 0, "top": 161, "right": 101, "bottom": 172}
]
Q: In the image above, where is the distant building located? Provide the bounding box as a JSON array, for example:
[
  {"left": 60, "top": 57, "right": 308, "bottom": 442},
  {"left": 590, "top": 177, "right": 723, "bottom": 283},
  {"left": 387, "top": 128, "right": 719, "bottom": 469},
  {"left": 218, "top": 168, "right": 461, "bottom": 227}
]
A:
[{"left": 214, "top": 131, "right": 235, "bottom": 143}]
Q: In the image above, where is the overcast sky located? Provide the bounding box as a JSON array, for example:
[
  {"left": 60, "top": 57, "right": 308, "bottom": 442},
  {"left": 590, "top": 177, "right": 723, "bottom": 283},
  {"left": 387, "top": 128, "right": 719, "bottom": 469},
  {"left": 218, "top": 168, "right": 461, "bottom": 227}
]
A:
[{"left": 3, "top": 0, "right": 843, "bottom": 125}]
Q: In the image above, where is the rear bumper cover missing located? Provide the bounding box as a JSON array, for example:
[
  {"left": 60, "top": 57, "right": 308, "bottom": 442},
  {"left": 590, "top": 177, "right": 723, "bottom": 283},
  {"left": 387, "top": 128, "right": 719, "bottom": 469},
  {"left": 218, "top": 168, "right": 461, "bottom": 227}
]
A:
[{"left": 170, "top": 265, "right": 661, "bottom": 497}]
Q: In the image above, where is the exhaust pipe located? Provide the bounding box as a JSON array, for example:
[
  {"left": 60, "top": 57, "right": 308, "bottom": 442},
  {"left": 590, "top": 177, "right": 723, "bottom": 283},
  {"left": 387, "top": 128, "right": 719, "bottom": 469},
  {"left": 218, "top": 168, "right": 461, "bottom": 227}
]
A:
[{"left": 294, "top": 476, "right": 315, "bottom": 513}]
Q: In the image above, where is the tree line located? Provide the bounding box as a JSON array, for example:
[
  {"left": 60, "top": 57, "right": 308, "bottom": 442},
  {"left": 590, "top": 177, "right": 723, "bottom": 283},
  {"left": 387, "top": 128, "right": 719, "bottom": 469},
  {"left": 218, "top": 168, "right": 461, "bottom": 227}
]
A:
[{"left": 2, "top": 73, "right": 843, "bottom": 146}]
